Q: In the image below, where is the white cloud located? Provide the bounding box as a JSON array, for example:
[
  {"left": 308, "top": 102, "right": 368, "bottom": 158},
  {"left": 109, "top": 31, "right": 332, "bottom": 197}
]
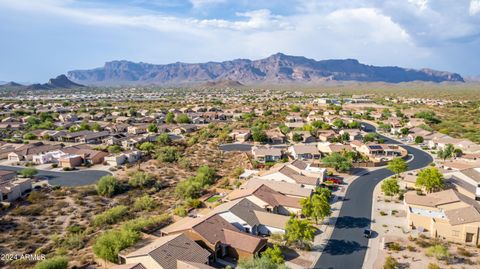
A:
[
  {"left": 190, "top": 0, "right": 226, "bottom": 8},
  {"left": 470, "top": 0, "right": 480, "bottom": 15}
]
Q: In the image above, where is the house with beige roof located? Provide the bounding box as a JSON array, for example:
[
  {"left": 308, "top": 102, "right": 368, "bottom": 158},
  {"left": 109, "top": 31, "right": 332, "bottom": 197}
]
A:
[
  {"left": 241, "top": 178, "right": 312, "bottom": 198},
  {"left": 444, "top": 168, "right": 480, "bottom": 201},
  {"left": 251, "top": 146, "right": 283, "bottom": 163},
  {"left": 119, "top": 233, "right": 212, "bottom": 269},
  {"left": 257, "top": 160, "right": 325, "bottom": 189},
  {"left": 229, "top": 129, "right": 251, "bottom": 143},
  {"left": 405, "top": 189, "right": 480, "bottom": 245},
  {"left": 212, "top": 198, "right": 291, "bottom": 235},
  {"left": 226, "top": 184, "right": 302, "bottom": 216},
  {"left": 288, "top": 144, "right": 321, "bottom": 161}
]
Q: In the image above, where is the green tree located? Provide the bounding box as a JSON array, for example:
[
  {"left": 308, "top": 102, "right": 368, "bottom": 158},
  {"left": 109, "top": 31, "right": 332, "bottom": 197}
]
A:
[
  {"left": 332, "top": 119, "right": 345, "bottom": 128},
  {"left": 91, "top": 122, "right": 102, "bottom": 131},
  {"left": 156, "top": 133, "right": 172, "bottom": 145},
  {"left": 363, "top": 133, "right": 377, "bottom": 142},
  {"left": 128, "top": 172, "right": 154, "bottom": 188},
  {"left": 322, "top": 153, "right": 352, "bottom": 172},
  {"left": 310, "top": 193, "right": 331, "bottom": 224},
  {"left": 147, "top": 123, "right": 158, "bottom": 133},
  {"left": 279, "top": 124, "right": 290, "bottom": 135},
  {"left": 251, "top": 127, "right": 268, "bottom": 143},
  {"left": 416, "top": 167, "right": 444, "bottom": 193},
  {"left": 156, "top": 146, "right": 179, "bottom": 163},
  {"left": 387, "top": 158, "right": 408, "bottom": 178},
  {"left": 292, "top": 133, "right": 303, "bottom": 143},
  {"left": 92, "top": 228, "right": 140, "bottom": 263},
  {"left": 107, "top": 145, "right": 122, "bottom": 154},
  {"left": 165, "top": 112, "right": 175, "bottom": 123},
  {"left": 96, "top": 175, "right": 120, "bottom": 197},
  {"left": 262, "top": 245, "right": 284, "bottom": 264},
  {"left": 237, "top": 255, "right": 289, "bottom": 269},
  {"left": 348, "top": 121, "right": 361, "bottom": 129},
  {"left": 34, "top": 256, "right": 68, "bottom": 269},
  {"left": 414, "top": 136, "right": 424, "bottom": 144},
  {"left": 23, "top": 132, "right": 37, "bottom": 140},
  {"left": 20, "top": 167, "right": 38, "bottom": 178},
  {"left": 285, "top": 216, "right": 316, "bottom": 249},
  {"left": 175, "top": 114, "right": 191, "bottom": 123},
  {"left": 138, "top": 141, "right": 155, "bottom": 153},
  {"left": 381, "top": 178, "right": 400, "bottom": 197},
  {"left": 437, "top": 144, "right": 454, "bottom": 161}
]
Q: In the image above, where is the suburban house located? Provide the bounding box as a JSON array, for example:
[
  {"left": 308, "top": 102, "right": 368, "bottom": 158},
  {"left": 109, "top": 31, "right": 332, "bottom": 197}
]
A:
[
  {"left": 241, "top": 177, "right": 313, "bottom": 198},
  {"left": 317, "top": 130, "right": 336, "bottom": 142},
  {"left": 257, "top": 160, "right": 325, "bottom": 189},
  {"left": 251, "top": 147, "right": 283, "bottom": 163},
  {"left": 161, "top": 214, "right": 267, "bottom": 261},
  {"left": 288, "top": 131, "right": 316, "bottom": 143},
  {"left": 265, "top": 130, "right": 286, "bottom": 144},
  {"left": 404, "top": 189, "right": 480, "bottom": 246},
  {"left": 353, "top": 143, "right": 406, "bottom": 161},
  {"left": 339, "top": 129, "right": 363, "bottom": 141},
  {"left": 288, "top": 145, "right": 321, "bottom": 161},
  {"left": 119, "top": 233, "right": 212, "bottom": 269},
  {"left": 317, "top": 142, "right": 353, "bottom": 154},
  {"left": 128, "top": 124, "right": 150, "bottom": 135},
  {"left": 213, "top": 198, "right": 290, "bottom": 235},
  {"left": 104, "top": 150, "right": 142, "bottom": 166},
  {"left": 444, "top": 168, "right": 480, "bottom": 201},
  {"left": 0, "top": 170, "right": 32, "bottom": 202},
  {"left": 62, "top": 146, "right": 108, "bottom": 166},
  {"left": 226, "top": 184, "right": 302, "bottom": 216},
  {"left": 8, "top": 143, "right": 63, "bottom": 162},
  {"left": 229, "top": 129, "right": 251, "bottom": 143}
]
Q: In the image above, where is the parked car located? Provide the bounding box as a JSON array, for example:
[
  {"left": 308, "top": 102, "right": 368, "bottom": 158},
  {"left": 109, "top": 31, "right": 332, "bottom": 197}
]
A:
[{"left": 364, "top": 229, "right": 372, "bottom": 238}]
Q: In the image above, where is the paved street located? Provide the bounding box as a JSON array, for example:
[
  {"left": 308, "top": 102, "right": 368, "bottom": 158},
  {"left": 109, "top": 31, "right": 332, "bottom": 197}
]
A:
[
  {"left": 313, "top": 123, "right": 433, "bottom": 269},
  {"left": 0, "top": 165, "right": 111, "bottom": 186}
]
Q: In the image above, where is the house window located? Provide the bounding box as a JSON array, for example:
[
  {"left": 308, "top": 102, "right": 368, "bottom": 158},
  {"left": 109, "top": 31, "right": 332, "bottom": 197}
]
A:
[
  {"left": 466, "top": 233, "right": 474, "bottom": 243},
  {"left": 452, "top": 230, "right": 460, "bottom": 237},
  {"left": 245, "top": 227, "right": 250, "bottom": 233}
]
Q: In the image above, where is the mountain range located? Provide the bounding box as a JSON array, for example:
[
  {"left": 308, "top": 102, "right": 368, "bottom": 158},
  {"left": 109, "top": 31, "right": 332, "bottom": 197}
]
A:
[
  {"left": 66, "top": 53, "right": 464, "bottom": 86},
  {"left": 0, "top": 75, "right": 84, "bottom": 90}
]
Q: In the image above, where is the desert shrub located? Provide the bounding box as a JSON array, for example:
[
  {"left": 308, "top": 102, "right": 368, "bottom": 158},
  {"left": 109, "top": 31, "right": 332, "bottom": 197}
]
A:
[
  {"left": 92, "top": 205, "right": 128, "bottom": 227},
  {"left": 426, "top": 244, "right": 450, "bottom": 260},
  {"left": 34, "top": 256, "right": 68, "bottom": 269},
  {"left": 386, "top": 242, "right": 402, "bottom": 251},
  {"left": 383, "top": 256, "right": 398, "bottom": 269},
  {"left": 93, "top": 228, "right": 140, "bottom": 263},
  {"left": 11, "top": 204, "right": 44, "bottom": 216},
  {"left": 95, "top": 175, "right": 120, "bottom": 197},
  {"left": 133, "top": 195, "right": 157, "bottom": 211},
  {"left": 427, "top": 263, "right": 440, "bottom": 269},
  {"left": 128, "top": 172, "right": 155, "bottom": 188},
  {"left": 174, "top": 206, "right": 188, "bottom": 217}
]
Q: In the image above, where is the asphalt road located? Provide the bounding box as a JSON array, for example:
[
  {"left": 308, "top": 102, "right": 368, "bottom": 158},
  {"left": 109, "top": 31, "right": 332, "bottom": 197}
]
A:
[
  {"left": 0, "top": 165, "right": 111, "bottom": 187},
  {"left": 313, "top": 123, "right": 433, "bottom": 269}
]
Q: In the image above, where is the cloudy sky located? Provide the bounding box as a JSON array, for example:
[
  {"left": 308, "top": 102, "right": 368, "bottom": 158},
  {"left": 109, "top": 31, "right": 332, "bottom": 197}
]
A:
[{"left": 1, "top": 0, "right": 479, "bottom": 82}]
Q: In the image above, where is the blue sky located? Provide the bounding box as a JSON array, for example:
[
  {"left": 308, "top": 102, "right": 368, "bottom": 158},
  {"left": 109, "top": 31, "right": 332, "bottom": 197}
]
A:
[{"left": 1, "top": 0, "right": 479, "bottom": 82}]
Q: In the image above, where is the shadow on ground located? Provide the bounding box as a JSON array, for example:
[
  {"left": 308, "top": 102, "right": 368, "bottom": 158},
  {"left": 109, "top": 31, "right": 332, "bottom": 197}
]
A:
[
  {"left": 333, "top": 216, "right": 371, "bottom": 229},
  {"left": 322, "top": 239, "right": 368, "bottom": 255}
]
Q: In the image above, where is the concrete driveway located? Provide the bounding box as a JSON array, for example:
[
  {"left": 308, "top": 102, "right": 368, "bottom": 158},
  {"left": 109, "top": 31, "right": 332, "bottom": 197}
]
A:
[
  {"left": 313, "top": 122, "right": 433, "bottom": 269},
  {"left": 0, "top": 165, "right": 111, "bottom": 187}
]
